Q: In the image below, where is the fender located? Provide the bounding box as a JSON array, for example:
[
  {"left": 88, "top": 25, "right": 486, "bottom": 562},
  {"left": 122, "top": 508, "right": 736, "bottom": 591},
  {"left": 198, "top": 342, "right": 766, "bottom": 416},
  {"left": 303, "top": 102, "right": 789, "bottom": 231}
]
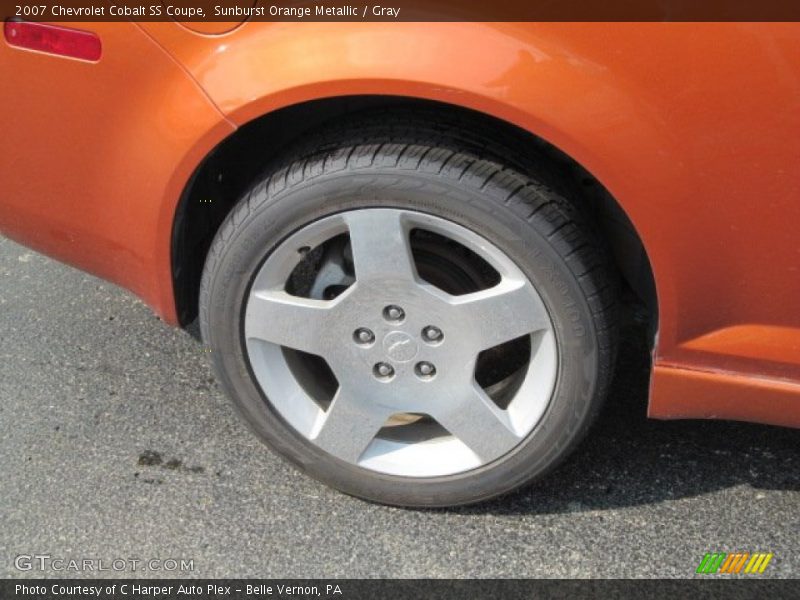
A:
[
  {"left": 140, "top": 21, "right": 682, "bottom": 338},
  {"left": 142, "top": 22, "right": 800, "bottom": 426}
]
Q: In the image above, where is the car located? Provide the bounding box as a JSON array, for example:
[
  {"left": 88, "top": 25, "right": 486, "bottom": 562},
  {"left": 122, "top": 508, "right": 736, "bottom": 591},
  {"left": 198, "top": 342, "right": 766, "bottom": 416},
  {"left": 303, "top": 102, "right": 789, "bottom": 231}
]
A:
[{"left": 2, "top": 20, "right": 799, "bottom": 507}]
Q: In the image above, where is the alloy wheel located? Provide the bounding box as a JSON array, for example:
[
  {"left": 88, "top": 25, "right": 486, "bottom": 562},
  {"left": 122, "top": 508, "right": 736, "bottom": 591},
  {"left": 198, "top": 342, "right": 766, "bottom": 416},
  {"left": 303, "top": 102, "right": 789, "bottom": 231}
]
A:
[{"left": 243, "top": 208, "right": 558, "bottom": 477}]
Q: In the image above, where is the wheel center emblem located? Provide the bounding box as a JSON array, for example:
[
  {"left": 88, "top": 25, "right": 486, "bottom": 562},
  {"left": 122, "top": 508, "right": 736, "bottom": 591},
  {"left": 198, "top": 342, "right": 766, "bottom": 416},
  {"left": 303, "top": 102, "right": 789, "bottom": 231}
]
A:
[{"left": 382, "top": 331, "right": 418, "bottom": 363}]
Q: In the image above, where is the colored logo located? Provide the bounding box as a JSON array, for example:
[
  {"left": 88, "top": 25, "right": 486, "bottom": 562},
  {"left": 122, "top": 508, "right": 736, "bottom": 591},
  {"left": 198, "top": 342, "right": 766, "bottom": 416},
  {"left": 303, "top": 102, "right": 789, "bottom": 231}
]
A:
[{"left": 696, "top": 552, "right": 774, "bottom": 575}]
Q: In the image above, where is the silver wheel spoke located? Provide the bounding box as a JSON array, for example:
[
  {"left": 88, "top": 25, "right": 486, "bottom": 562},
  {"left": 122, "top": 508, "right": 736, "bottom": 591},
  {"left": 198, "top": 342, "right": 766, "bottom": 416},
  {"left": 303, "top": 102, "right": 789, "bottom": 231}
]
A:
[
  {"left": 311, "top": 386, "right": 390, "bottom": 464},
  {"left": 245, "top": 290, "right": 334, "bottom": 355},
  {"left": 451, "top": 279, "right": 551, "bottom": 350},
  {"left": 434, "top": 384, "right": 522, "bottom": 463},
  {"left": 345, "top": 210, "right": 417, "bottom": 282}
]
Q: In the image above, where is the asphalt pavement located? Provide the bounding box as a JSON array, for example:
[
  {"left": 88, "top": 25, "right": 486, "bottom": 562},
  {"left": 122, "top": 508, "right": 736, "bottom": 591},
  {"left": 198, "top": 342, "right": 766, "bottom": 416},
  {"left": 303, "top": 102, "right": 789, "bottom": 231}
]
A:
[{"left": 0, "top": 235, "right": 797, "bottom": 578}]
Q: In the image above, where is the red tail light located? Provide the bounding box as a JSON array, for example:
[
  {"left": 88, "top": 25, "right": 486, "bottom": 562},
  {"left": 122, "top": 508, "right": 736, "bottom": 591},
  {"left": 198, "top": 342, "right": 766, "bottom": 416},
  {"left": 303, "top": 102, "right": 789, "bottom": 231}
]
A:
[{"left": 4, "top": 20, "right": 101, "bottom": 62}]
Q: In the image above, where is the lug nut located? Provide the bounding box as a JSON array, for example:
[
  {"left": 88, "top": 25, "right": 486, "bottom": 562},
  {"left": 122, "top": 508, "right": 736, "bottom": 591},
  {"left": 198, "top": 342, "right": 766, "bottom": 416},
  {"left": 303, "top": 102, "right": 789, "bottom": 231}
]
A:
[
  {"left": 383, "top": 305, "right": 405, "bottom": 323},
  {"left": 373, "top": 362, "right": 395, "bottom": 380},
  {"left": 415, "top": 361, "right": 436, "bottom": 379},
  {"left": 422, "top": 326, "right": 443, "bottom": 343},
  {"left": 353, "top": 328, "right": 375, "bottom": 345}
]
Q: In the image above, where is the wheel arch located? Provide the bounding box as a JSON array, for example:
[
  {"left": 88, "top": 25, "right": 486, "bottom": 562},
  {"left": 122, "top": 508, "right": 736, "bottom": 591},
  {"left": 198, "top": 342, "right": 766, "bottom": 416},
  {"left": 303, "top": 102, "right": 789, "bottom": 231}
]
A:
[{"left": 171, "top": 95, "right": 658, "bottom": 354}]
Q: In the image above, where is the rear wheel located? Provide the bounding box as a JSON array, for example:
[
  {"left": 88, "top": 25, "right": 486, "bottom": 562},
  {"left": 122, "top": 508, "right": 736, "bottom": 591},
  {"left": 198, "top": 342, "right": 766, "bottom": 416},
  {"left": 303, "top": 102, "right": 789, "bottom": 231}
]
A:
[{"left": 200, "top": 119, "right": 617, "bottom": 507}]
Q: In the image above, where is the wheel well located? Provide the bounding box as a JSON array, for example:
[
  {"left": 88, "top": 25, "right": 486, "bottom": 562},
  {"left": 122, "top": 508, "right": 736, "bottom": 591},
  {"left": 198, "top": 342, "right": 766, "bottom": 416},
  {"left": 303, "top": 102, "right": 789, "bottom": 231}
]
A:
[{"left": 172, "top": 96, "right": 658, "bottom": 344}]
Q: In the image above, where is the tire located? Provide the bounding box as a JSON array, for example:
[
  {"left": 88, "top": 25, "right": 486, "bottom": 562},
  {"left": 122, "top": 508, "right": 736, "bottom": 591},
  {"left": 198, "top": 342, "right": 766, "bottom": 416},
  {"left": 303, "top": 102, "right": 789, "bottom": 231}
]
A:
[{"left": 199, "top": 112, "right": 617, "bottom": 507}]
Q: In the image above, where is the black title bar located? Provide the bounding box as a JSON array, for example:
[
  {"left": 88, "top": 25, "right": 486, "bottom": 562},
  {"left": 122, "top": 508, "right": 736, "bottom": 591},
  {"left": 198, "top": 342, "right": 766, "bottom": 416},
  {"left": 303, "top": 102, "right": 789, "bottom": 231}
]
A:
[{"left": 4, "top": 0, "right": 800, "bottom": 22}]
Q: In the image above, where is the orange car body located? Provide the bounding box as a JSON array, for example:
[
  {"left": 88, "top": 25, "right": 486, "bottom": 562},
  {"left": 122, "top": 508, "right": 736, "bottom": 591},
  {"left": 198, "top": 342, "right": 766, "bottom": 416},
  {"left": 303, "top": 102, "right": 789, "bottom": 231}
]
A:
[{"left": 1, "top": 22, "right": 799, "bottom": 427}]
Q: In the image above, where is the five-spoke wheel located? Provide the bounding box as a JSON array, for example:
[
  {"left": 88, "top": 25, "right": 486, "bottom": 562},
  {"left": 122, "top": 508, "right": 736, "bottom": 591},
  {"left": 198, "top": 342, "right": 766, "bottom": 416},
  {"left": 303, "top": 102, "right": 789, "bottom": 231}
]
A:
[
  {"left": 244, "top": 209, "right": 557, "bottom": 476},
  {"left": 200, "top": 115, "right": 616, "bottom": 506}
]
